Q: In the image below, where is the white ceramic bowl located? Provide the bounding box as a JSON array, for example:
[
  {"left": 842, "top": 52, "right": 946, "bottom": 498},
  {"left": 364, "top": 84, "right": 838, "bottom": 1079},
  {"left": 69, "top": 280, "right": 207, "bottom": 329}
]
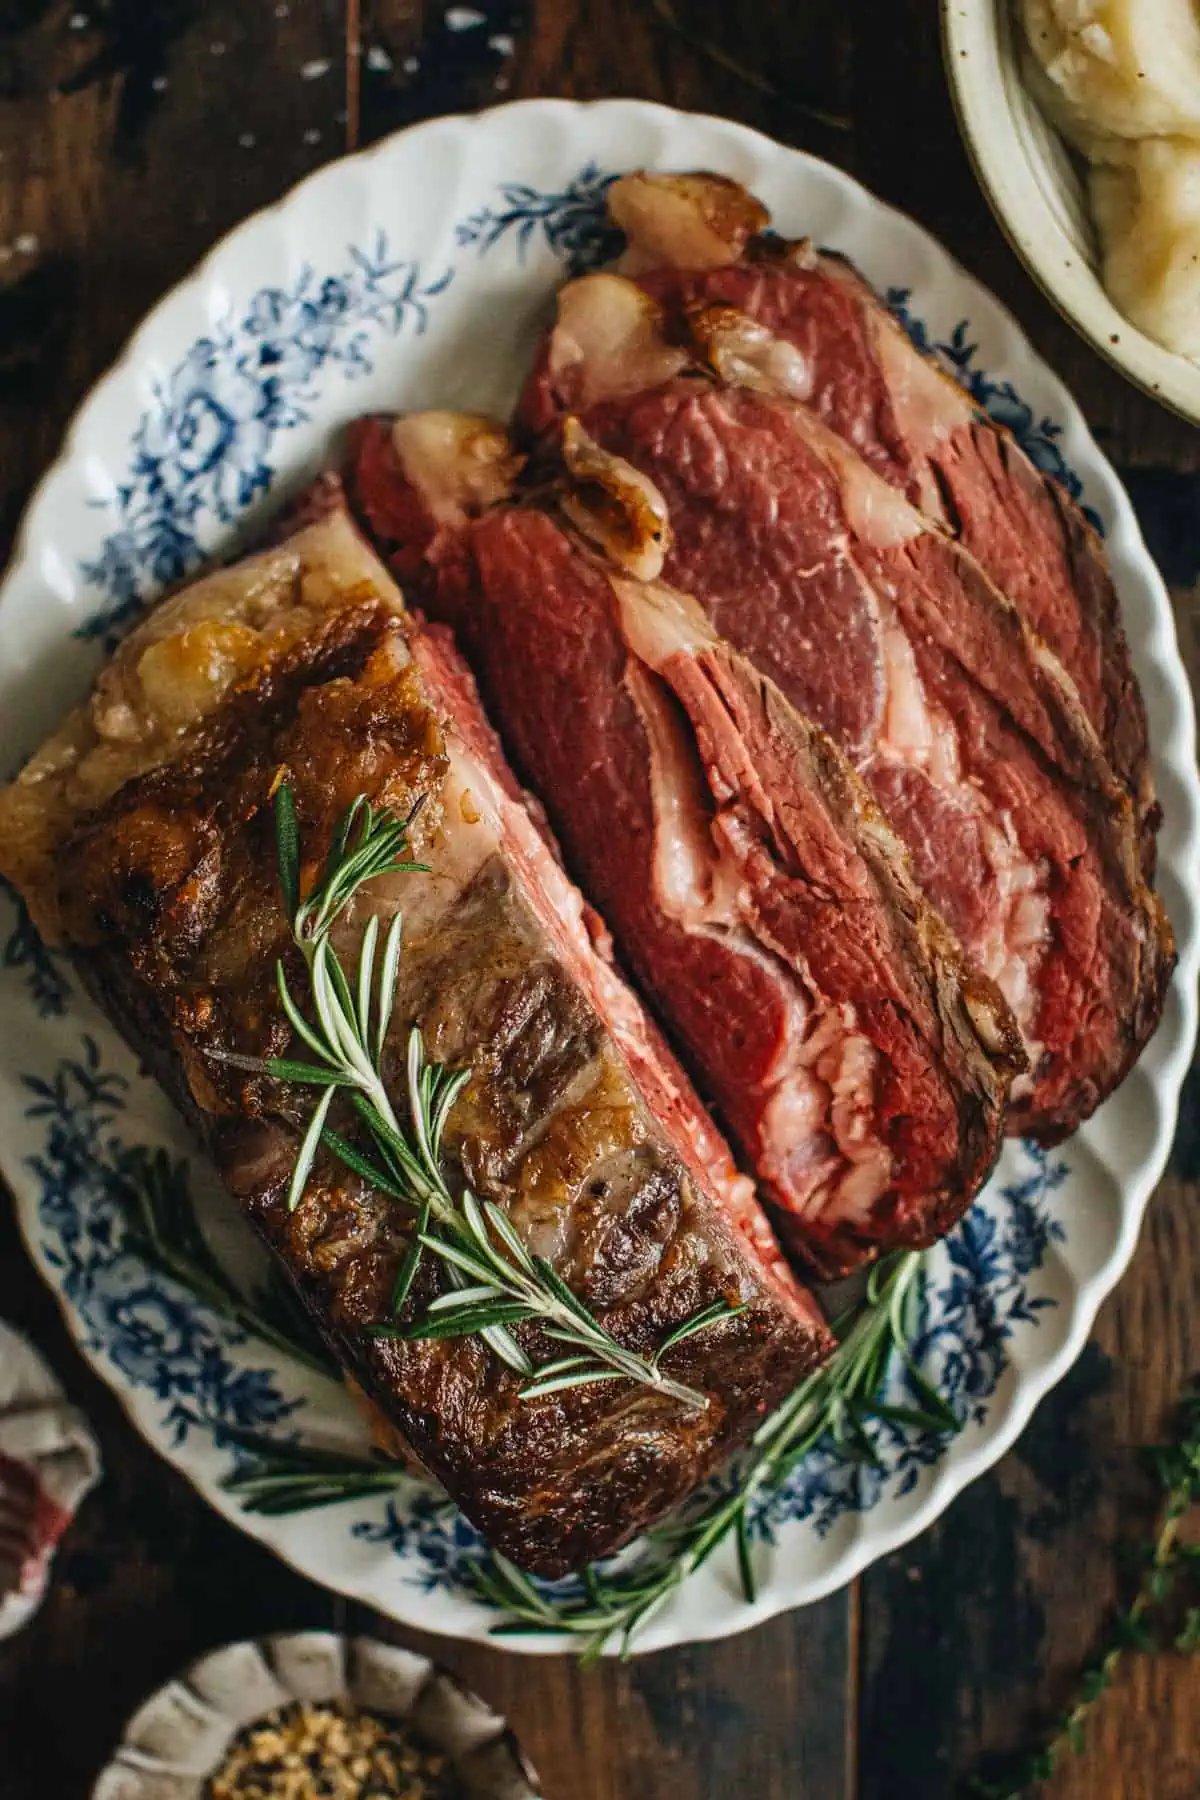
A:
[{"left": 942, "top": 0, "right": 1200, "bottom": 423}]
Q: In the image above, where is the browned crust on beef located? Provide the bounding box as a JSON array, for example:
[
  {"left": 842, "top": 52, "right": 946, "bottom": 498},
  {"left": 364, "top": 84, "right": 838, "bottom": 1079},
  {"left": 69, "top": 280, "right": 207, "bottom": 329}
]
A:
[{"left": 0, "top": 515, "right": 831, "bottom": 1575}]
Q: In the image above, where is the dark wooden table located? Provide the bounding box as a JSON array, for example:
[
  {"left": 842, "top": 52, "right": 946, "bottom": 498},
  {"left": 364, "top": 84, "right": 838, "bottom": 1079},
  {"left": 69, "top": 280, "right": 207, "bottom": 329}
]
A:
[{"left": 0, "top": 5, "right": 1197, "bottom": 1797}]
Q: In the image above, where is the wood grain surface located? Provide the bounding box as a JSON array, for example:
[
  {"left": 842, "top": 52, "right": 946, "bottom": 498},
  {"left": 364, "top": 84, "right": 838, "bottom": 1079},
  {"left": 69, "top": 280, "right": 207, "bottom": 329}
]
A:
[{"left": 0, "top": 5, "right": 1196, "bottom": 1798}]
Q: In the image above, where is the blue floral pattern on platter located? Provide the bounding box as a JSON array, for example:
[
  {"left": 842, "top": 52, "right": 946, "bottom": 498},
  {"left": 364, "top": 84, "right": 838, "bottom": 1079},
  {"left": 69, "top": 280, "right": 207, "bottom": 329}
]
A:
[
  {"left": 78, "top": 236, "right": 453, "bottom": 644},
  {"left": 2, "top": 164, "right": 1081, "bottom": 1616},
  {"left": 454, "top": 162, "right": 619, "bottom": 273},
  {"left": 1, "top": 878, "right": 70, "bottom": 1018},
  {"left": 26, "top": 1038, "right": 299, "bottom": 1447}
]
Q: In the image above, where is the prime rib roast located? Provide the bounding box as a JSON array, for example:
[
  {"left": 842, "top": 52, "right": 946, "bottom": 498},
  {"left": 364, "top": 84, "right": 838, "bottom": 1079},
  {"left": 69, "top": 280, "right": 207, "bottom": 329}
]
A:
[
  {"left": 506, "top": 178, "right": 1173, "bottom": 1140},
  {"left": 562, "top": 171, "right": 1156, "bottom": 849},
  {"left": 0, "top": 500, "right": 833, "bottom": 1575},
  {"left": 348, "top": 415, "right": 1021, "bottom": 1276},
  {"left": 0, "top": 165, "right": 1175, "bottom": 1578}
]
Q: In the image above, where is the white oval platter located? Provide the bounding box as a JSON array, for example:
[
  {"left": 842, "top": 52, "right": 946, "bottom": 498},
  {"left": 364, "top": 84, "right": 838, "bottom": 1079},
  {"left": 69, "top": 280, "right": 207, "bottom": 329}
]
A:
[{"left": 0, "top": 99, "right": 1196, "bottom": 1654}]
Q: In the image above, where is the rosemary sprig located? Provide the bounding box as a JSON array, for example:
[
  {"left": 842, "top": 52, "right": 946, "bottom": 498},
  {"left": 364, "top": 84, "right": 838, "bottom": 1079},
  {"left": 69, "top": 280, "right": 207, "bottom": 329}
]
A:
[
  {"left": 266, "top": 783, "right": 740, "bottom": 1409},
  {"left": 178, "top": 1226, "right": 958, "bottom": 1664},
  {"left": 970, "top": 1387, "right": 1200, "bottom": 1798},
  {"left": 476, "top": 1250, "right": 959, "bottom": 1658},
  {"left": 114, "top": 1143, "right": 336, "bottom": 1379},
  {"left": 219, "top": 1428, "right": 405, "bottom": 1515}
]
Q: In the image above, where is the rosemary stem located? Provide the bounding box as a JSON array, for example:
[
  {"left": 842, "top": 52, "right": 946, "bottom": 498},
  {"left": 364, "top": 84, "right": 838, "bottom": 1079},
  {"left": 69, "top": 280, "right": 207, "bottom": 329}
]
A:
[
  {"left": 476, "top": 1251, "right": 941, "bottom": 1654},
  {"left": 1045, "top": 1498, "right": 1185, "bottom": 1786},
  {"left": 270, "top": 783, "right": 733, "bottom": 1409},
  {"left": 224, "top": 1299, "right": 334, "bottom": 1380}
]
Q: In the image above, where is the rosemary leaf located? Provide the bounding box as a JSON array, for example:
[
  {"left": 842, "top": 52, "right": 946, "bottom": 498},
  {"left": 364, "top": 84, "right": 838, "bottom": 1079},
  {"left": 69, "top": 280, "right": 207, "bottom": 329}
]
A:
[
  {"left": 356, "top": 911, "right": 380, "bottom": 1045},
  {"left": 459, "top": 1190, "right": 494, "bottom": 1260},
  {"left": 320, "top": 1127, "right": 412, "bottom": 1203},
  {"left": 349, "top": 1092, "right": 434, "bottom": 1195},
  {"left": 859, "top": 1398, "right": 961, "bottom": 1435},
  {"left": 430, "top": 1066, "right": 470, "bottom": 1160},
  {"left": 390, "top": 1193, "right": 430, "bottom": 1313},
  {"left": 482, "top": 1199, "right": 536, "bottom": 1275},
  {"left": 425, "top": 1283, "right": 508, "bottom": 1312},
  {"left": 899, "top": 1362, "right": 962, "bottom": 1434},
  {"left": 531, "top": 1255, "right": 600, "bottom": 1327},
  {"left": 415, "top": 1231, "right": 498, "bottom": 1286},
  {"left": 486, "top": 1620, "right": 575, "bottom": 1640},
  {"left": 520, "top": 1367, "right": 627, "bottom": 1399},
  {"left": 223, "top": 1436, "right": 403, "bottom": 1513},
  {"left": 652, "top": 1299, "right": 746, "bottom": 1361},
  {"left": 221, "top": 1428, "right": 400, "bottom": 1473},
  {"left": 519, "top": 1355, "right": 594, "bottom": 1381},
  {"left": 276, "top": 962, "right": 332, "bottom": 1064},
  {"left": 264, "top": 1059, "right": 354, "bottom": 1088},
  {"left": 273, "top": 779, "right": 301, "bottom": 918},
  {"left": 736, "top": 1508, "right": 757, "bottom": 1604},
  {"left": 398, "top": 1301, "right": 538, "bottom": 1339},
  {"left": 239, "top": 1481, "right": 398, "bottom": 1517},
  {"left": 477, "top": 1322, "right": 536, "bottom": 1377},
  {"left": 286, "top": 1085, "right": 335, "bottom": 1213},
  {"left": 374, "top": 911, "right": 404, "bottom": 1061}
]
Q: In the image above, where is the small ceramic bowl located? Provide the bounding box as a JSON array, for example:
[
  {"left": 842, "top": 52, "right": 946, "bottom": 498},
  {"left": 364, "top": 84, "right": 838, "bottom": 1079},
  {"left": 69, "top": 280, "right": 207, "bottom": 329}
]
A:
[
  {"left": 91, "top": 1631, "right": 542, "bottom": 1799},
  {"left": 941, "top": 0, "right": 1200, "bottom": 424}
]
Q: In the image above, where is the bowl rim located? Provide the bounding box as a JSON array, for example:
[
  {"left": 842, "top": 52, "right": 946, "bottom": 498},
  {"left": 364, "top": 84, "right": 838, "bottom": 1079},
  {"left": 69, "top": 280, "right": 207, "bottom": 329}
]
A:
[
  {"left": 90, "top": 1628, "right": 542, "bottom": 1799},
  {"left": 940, "top": 0, "right": 1200, "bottom": 427}
]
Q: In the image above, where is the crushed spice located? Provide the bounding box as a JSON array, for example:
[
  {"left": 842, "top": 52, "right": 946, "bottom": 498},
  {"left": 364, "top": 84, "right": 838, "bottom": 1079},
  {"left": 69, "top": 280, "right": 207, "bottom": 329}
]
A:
[{"left": 203, "top": 1700, "right": 466, "bottom": 1800}]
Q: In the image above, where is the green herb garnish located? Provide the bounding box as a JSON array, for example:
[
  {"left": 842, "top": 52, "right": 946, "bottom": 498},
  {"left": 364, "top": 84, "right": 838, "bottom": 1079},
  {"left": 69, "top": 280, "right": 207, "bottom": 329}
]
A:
[
  {"left": 266, "top": 783, "right": 741, "bottom": 1409},
  {"left": 219, "top": 1428, "right": 406, "bottom": 1515},
  {"left": 122, "top": 1130, "right": 958, "bottom": 1659},
  {"left": 114, "top": 1143, "right": 336, "bottom": 1379},
  {"left": 971, "top": 1387, "right": 1200, "bottom": 1798},
  {"left": 475, "top": 1249, "right": 959, "bottom": 1658}
]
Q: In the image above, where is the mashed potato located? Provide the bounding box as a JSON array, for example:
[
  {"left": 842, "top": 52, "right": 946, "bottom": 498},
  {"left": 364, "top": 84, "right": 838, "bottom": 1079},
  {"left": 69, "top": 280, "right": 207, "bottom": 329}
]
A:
[
  {"left": 1021, "top": 0, "right": 1200, "bottom": 359},
  {"left": 1092, "top": 138, "right": 1200, "bottom": 360}
]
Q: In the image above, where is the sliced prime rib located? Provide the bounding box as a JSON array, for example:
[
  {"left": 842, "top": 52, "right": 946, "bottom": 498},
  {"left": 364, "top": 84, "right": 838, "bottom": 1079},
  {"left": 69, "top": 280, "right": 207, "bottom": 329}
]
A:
[
  {"left": 528, "top": 169, "right": 1157, "bottom": 853},
  {"left": 511, "top": 276, "right": 1174, "bottom": 1140},
  {"left": 349, "top": 417, "right": 1021, "bottom": 1276},
  {"left": 0, "top": 499, "right": 833, "bottom": 1575}
]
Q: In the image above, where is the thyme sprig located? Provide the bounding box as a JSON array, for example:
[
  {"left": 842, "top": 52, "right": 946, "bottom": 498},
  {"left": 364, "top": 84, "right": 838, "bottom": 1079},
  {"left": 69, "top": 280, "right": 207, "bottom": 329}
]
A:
[
  {"left": 476, "top": 1250, "right": 959, "bottom": 1658},
  {"left": 266, "top": 783, "right": 739, "bottom": 1409},
  {"left": 114, "top": 1143, "right": 336, "bottom": 1378},
  {"left": 971, "top": 1387, "right": 1200, "bottom": 1798}
]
